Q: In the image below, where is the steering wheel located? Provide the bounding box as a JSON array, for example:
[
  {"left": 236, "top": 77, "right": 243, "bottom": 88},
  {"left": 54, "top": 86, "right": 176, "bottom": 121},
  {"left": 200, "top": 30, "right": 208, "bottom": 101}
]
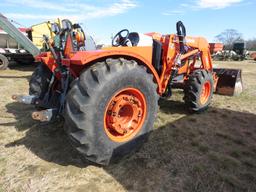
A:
[{"left": 112, "top": 29, "right": 130, "bottom": 47}]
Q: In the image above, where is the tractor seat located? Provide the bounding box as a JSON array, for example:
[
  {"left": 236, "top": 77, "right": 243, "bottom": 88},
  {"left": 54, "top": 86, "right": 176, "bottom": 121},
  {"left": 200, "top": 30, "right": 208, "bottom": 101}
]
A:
[
  {"left": 127, "top": 32, "right": 140, "bottom": 46},
  {"left": 127, "top": 32, "right": 153, "bottom": 47}
]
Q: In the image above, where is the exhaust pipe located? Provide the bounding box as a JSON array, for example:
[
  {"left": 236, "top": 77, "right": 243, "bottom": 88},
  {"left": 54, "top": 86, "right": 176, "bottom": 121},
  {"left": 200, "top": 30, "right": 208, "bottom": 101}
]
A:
[{"left": 213, "top": 68, "right": 243, "bottom": 96}]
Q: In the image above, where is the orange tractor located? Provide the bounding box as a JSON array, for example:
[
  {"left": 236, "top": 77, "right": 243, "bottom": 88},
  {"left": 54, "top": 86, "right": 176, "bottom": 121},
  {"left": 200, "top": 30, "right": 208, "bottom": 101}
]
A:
[{"left": 12, "top": 20, "right": 242, "bottom": 165}]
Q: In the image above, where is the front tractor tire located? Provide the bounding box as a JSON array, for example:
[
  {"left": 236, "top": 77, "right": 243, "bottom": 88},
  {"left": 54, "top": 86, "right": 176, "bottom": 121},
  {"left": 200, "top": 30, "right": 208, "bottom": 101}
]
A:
[
  {"left": 64, "top": 58, "right": 158, "bottom": 165},
  {"left": 184, "top": 69, "right": 214, "bottom": 112}
]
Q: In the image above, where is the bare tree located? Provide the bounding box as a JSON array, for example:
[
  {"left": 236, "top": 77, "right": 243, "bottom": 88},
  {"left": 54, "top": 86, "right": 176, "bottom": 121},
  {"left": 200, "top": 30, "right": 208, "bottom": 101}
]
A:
[
  {"left": 246, "top": 38, "right": 256, "bottom": 51},
  {"left": 215, "top": 29, "right": 243, "bottom": 50}
]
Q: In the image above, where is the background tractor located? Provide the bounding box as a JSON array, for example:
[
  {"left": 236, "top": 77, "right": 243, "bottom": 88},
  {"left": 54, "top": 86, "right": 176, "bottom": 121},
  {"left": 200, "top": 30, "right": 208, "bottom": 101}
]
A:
[
  {"left": 211, "top": 41, "right": 250, "bottom": 61},
  {"left": 0, "top": 14, "right": 96, "bottom": 70},
  {"left": 8, "top": 18, "right": 243, "bottom": 165}
]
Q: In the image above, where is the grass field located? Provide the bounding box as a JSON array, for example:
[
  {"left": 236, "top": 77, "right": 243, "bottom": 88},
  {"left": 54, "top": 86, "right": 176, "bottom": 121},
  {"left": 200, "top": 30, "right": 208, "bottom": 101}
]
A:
[{"left": 0, "top": 60, "right": 256, "bottom": 192}]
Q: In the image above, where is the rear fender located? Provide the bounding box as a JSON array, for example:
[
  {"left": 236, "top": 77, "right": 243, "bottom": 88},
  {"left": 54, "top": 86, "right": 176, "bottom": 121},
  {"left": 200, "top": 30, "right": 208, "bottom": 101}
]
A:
[{"left": 70, "top": 48, "right": 162, "bottom": 93}]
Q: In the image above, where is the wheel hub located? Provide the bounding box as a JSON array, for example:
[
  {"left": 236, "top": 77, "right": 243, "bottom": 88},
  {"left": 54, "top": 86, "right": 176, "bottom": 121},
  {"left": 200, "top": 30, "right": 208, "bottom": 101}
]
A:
[
  {"left": 200, "top": 81, "right": 211, "bottom": 105},
  {"left": 104, "top": 88, "right": 146, "bottom": 142}
]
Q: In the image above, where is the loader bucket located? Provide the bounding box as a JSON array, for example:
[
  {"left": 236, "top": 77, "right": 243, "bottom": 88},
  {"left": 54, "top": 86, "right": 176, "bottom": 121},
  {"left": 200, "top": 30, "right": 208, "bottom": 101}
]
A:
[{"left": 213, "top": 68, "right": 243, "bottom": 96}]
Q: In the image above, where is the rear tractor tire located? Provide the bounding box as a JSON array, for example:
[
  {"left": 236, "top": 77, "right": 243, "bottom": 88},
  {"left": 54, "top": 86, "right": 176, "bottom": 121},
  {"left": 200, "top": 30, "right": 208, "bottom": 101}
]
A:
[
  {"left": 64, "top": 58, "right": 159, "bottom": 165},
  {"left": 0, "top": 54, "right": 9, "bottom": 70},
  {"left": 184, "top": 69, "right": 214, "bottom": 112},
  {"left": 29, "top": 63, "right": 52, "bottom": 99}
]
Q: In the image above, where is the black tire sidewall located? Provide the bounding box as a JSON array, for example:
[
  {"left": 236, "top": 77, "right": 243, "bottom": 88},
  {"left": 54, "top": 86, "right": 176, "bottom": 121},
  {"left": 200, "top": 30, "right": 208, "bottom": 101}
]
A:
[
  {"left": 184, "top": 70, "right": 214, "bottom": 112},
  {"left": 196, "top": 72, "right": 214, "bottom": 108},
  {"left": 29, "top": 64, "right": 51, "bottom": 98},
  {"left": 0, "top": 54, "right": 9, "bottom": 70},
  {"left": 92, "top": 67, "right": 157, "bottom": 160},
  {"left": 65, "top": 60, "right": 158, "bottom": 165}
]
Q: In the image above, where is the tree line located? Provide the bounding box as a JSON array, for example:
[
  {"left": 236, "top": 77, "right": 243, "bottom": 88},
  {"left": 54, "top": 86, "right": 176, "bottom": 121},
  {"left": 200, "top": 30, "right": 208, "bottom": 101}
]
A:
[{"left": 215, "top": 29, "right": 256, "bottom": 51}]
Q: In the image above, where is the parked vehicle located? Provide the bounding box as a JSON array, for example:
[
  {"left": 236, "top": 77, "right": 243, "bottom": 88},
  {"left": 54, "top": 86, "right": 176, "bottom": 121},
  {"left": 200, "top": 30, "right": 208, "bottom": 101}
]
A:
[
  {"left": 10, "top": 19, "right": 243, "bottom": 165},
  {"left": 0, "top": 27, "right": 34, "bottom": 69},
  {"left": 0, "top": 14, "right": 96, "bottom": 70}
]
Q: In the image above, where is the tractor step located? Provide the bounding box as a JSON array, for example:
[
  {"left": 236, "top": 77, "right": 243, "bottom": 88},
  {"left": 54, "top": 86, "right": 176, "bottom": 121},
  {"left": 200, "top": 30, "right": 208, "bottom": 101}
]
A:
[
  {"left": 12, "top": 95, "right": 38, "bottom": 105},
  {"left": 32, "top": 109, "right": 57, "bottom": 122}
]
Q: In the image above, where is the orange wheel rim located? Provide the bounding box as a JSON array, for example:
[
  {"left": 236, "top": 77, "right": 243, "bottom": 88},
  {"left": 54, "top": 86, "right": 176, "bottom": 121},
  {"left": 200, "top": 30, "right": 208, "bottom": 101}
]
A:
[
  {"left": 200, "top": 81, "right": 211, "bottom": 105},
  {"left": 104, "top": 88, "right": 147, "bottom": 143}
]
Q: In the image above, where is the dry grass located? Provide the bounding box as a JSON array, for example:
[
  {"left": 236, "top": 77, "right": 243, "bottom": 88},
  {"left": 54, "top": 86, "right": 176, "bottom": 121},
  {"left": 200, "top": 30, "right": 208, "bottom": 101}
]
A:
[{"left": 0, "top": 61, "right": 256, "bottom": 192}]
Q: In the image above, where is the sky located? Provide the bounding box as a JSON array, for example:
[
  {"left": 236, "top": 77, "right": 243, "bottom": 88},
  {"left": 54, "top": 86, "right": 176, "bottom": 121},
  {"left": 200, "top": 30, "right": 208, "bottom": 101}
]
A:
[{"left": 0, "top": 0, "right": 255, "bottom": 44}]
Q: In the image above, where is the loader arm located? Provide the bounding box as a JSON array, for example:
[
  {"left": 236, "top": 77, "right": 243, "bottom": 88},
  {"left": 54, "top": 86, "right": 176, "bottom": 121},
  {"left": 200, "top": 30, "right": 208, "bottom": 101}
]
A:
[
  {"left": 183, "top": 36, "right": 243, "bottom": 96},
  {"left": 184, "top": 36, "right": 213, "bottom": 71},
  {"left": 157, "top": 34, "right": 214, "bottom": 94}
]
